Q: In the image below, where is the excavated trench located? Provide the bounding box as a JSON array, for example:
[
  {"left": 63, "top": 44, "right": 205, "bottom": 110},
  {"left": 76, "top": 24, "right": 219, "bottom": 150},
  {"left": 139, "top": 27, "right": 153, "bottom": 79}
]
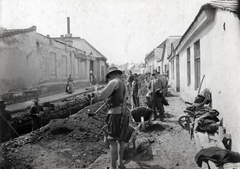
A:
[{"left": 8, "top": 93, "right": 94, "bottom": 139}]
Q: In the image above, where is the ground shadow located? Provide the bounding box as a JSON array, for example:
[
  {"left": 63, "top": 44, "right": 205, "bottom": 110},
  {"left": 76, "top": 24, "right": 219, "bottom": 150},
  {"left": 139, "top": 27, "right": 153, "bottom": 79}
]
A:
[
  {"left": 164, "top": 112, "right": 174, "bottom": 118},
  {"left": 124, "top": 146, "right": 166, "bottom": 169},
  {"left": 144, "top": 124, "right": 165, "bottom": 133}
]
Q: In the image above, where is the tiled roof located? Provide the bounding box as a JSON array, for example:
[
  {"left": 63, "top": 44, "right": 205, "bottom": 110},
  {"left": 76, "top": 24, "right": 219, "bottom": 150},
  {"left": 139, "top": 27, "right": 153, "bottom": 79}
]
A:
[
  {"left": 210, "top": 0, "right": 238, "bottom": 13},
  {"left": 0, "top": 26, "right": 37, "bottom": 38},
  {"left": 156, "top": 47, "right": 164, "bottom": 62},
  {"left": 176, "top": 0, "right": 239, "bottom": 51}
]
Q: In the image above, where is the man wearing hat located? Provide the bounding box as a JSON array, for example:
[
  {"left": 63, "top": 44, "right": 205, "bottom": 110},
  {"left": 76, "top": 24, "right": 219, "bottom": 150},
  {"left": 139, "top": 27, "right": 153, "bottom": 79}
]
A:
[
  {"left": 0, "top": 99, "right": 12, "bottom": 143},
  {"left": 131, "top": 73, "right": 140, "bottom": 108},
  {"left": 148, "top": 69, "right": 165, "bottom": 121},
  {"left": 30, "top": 98, "right": 44, "bottom": 131},
  {"left": 91, "top": 66, "right": 129, "bottom": 169}
]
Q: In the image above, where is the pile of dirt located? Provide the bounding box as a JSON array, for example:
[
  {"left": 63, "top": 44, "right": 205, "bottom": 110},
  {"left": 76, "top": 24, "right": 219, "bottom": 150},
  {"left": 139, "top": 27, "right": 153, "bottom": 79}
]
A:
[
  {"left": 1, "top": 101, "right": 109, "bottom": 169},
  {"left": 0, "top": 84, "right": 199, "bottom": 169},
  {"left": 9, "top": 94, "right": 93, "bottom": 137}
]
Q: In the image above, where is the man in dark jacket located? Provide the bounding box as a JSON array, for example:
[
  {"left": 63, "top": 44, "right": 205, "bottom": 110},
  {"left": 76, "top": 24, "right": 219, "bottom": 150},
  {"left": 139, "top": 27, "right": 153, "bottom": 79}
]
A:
[
  {"left": 30, "top": 98, "right": 44, "bottom": 131},
  {"left": 148, "top": 70, "right": 165, "bottom": 121},
  {"left": 131, "top": 73, "right": 140, "bottom": 108},
  {"left": 0, "top": 99, "right": 12, "bottom": 143}
]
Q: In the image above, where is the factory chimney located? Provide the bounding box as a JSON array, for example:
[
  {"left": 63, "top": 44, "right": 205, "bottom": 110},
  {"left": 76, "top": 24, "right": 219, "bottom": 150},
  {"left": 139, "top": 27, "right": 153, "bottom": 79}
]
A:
[{"left": 67, "top": 17, "right": 70, "bottom": 34}]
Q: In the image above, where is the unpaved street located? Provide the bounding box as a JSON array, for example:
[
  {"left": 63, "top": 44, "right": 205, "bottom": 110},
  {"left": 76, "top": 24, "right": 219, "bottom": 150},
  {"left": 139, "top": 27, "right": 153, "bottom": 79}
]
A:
[
  {"left": 0, "top": 88, "right": 199, "bottom": 169},
  {"left": 89, "top": 88, "right": 199, "bottom": 169}
]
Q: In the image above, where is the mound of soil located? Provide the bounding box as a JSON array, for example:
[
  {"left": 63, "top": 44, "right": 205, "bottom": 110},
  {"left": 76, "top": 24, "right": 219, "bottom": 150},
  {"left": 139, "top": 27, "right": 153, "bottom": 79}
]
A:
[{"left": 1, "top": 101, "right": 109, "bottom": 169}]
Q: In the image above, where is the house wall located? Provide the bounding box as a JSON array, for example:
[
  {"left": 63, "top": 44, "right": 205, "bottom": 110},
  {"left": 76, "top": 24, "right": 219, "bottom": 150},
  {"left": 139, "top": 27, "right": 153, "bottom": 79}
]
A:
[
  {"left": 179, "top": 9, "right": 240, "bottom": 152},
  {"left": 162, "top": 41, "right": 171, "bottom": 74},
  {"left": 0, "top": 31, "right": 39, "bottom": 95},
  {"left": 169, "top": 57, "right": 177, "bottom": 91},
  {"left": 94, "top": 59, "right": 107, "bottom": 84},
  {"left": 146, "top": 56, "right": 156, "bottom": 74},
  {"left": 72, "top": 38, "right": 108, "bottom": 84},
  {"left": 0, "top": 30, "right": 90, "bottom": 99}
]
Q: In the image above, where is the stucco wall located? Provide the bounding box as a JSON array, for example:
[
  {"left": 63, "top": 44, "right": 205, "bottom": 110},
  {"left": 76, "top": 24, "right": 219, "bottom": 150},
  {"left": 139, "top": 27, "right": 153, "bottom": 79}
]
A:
[
  {"left": 0, "top": 31, "right": 90, "bottom": 98},
  {"left": 147, "top": 56, "right": 156, "bottom": 73},
  {"left": 0, "top": 31, "right": 39, "bottom": 94},
  {"left": 178, "top": 9, "right": 240, "bottom": 152},
  {"left": 169, "top": 57, "right": 177, "bottom": 91}
]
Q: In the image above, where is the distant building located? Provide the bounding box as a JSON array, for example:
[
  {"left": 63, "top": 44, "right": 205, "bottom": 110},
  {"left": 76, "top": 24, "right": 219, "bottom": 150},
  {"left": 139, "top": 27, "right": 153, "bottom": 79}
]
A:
[
  {"left": 175, "top": 0, "right": 240, "bottom": 152},
  {"left": 167, "top": 38, "right": 181, "bottom": 92},
  {"left": 145, "top": 36, "right": 181, "bottom": 76},
  {"left": 52, "top": 36, "right": 108, "bottom": 84},
  {"left": 52, "top": 17, "right": 108, "bottom": 84}
]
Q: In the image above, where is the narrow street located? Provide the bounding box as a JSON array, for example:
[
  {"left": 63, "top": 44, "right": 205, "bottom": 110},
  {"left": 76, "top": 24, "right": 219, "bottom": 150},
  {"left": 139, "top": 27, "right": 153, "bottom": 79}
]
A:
[
  {"left": 89, "top": 88, "right": 199, "bottom": 169},
  {"left": 0, "top": 88, "right": 200, "bottom": 169}
]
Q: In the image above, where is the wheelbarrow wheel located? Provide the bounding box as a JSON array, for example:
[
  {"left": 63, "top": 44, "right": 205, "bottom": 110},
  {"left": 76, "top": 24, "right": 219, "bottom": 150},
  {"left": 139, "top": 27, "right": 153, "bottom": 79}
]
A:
[{"left": 178, "top": 115, "right": 191, "bottom": 132}]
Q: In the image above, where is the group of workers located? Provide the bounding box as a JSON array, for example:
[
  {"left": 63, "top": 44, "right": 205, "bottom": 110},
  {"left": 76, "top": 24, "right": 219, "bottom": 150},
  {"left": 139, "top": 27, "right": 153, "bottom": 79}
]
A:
[
  {"left": 91, "top": 66, "right": 169, "bottom": 169},
  {"left": 0, "top": 66, "right": 169, "bottom": 169}
]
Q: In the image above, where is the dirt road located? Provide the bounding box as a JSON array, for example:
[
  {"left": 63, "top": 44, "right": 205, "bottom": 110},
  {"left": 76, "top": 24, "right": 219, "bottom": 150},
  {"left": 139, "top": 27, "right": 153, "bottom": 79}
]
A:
[
  {"left": 0, "top": 88, "right": 199, "bottom": 169},
  {"left": 89, "top": 89, "right": 199, "bottom": 169}
]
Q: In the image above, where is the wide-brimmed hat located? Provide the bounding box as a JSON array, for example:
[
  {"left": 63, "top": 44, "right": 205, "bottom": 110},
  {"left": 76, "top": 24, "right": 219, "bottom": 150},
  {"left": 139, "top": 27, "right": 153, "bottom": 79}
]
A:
[
  {"left": 133, "top": 73, "right": 138, "bottom": 77},
  {"left": 0, "top": 98, "right": 5, "bottom": 105},
  {"left": 33, "top": 97, "right": 39, "bottom": 103},
  {"left": 152, "top": 69, "right": 159, "bottom": 76},
  {"left": 106, "top": 67, "right": 123, "bottom": 79}
]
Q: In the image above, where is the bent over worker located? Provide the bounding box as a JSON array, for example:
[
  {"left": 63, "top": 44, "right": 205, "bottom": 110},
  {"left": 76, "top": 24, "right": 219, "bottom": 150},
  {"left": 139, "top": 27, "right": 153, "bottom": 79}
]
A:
[
  {"left": 92, "top": 66, "right": 128, "bottom": 169},
  {"left": 0, "top": 99, "right": 12, "bottom": 143}
]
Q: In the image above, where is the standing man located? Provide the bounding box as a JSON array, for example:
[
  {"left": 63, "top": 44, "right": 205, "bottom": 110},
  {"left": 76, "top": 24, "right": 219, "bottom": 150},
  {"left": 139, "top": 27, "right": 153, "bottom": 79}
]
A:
[
  {"left": 127, "top": 71, "right": 134, "bottom": 94},
  {"left": 148, "top": 70, "right": 165, "bottom": 121},
  {"left": 30, "top": 98, "right": 44, "bottom": 131},
  {"left": 0, "top": 99, "right": 12, "bottom": 143},
  {"left": 132, "top": 73, "right": 140, "bottom": 108},
  {"left": 159, "top": 74, "right": 168, "bottom": 97},
  {"left": 91, "top": 66, "right": 128, "bottom": 169}
]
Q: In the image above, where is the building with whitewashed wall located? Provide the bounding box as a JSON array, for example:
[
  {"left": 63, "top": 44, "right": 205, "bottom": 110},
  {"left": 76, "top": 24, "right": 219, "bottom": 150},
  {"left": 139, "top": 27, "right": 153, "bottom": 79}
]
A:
[
  {"left": 175, "top": 0, "right": 240, "bottom": 152},
  {"left": 145, "top": 36, "right": 181, "bottom": 76},
  {"left": 0, "top": 26, "right": 91, "bottom": 102}
]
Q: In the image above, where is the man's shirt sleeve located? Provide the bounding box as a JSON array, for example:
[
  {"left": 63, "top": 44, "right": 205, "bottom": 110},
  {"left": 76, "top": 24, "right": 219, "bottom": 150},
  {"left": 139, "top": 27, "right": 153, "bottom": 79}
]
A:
[{"left": 99, "top": 79, "right": 119, "bottom": 100}]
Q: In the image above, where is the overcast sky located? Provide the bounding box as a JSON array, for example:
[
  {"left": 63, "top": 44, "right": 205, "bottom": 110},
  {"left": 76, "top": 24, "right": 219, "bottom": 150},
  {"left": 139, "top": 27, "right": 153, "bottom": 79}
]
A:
[{"left": 0, "top": 0, "right": 210, "bottom": 65}]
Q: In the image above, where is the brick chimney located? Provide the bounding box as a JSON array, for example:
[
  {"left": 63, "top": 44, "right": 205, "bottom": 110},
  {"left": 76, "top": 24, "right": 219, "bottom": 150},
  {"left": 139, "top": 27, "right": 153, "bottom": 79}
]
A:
[
  {"left": 65, "top": 17, "right": 73, "bottom": 46},
  {"left": 67, "top": 17, "right": 70, "bottom": 34}
]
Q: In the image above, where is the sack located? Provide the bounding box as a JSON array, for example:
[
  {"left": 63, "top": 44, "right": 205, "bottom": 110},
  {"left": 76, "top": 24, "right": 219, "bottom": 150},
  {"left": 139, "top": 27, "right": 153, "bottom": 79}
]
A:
[
  {"left": 197, "top": 118, "right": 219, "bottom": 133},
  {"left": 155, "top": 89, "right": 169, "bottom": 106}
]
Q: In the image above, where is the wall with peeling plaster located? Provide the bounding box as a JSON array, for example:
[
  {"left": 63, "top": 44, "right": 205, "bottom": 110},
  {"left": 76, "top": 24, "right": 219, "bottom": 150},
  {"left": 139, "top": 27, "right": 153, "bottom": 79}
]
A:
[{"left": 0, "top": 30, "right": 90, "bottom": 99}]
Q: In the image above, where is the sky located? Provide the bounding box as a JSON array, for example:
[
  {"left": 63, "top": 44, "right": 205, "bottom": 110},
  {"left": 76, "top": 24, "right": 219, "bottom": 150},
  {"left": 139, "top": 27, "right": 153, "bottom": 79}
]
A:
[{"left": 0, "top": 0, "right": 210, "bottom": 65}]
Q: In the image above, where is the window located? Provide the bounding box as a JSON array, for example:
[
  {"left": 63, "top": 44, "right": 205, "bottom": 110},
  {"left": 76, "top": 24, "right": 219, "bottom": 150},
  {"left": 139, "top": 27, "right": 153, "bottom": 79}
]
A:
[
  {"left": 171, "top": 60, "right": 174, "bottom": 79},
  {"left": 187, "top": 47, "right": 191, "bottom": 86},
  {"left": 194, "top": 40, "right": 201, "bottom": 90}
]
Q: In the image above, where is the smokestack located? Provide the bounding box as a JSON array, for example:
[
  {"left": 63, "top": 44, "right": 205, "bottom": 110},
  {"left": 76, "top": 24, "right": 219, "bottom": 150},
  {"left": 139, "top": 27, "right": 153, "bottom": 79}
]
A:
[{"left": 67, "top": 17, "right": 70, "bottom": 34}]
